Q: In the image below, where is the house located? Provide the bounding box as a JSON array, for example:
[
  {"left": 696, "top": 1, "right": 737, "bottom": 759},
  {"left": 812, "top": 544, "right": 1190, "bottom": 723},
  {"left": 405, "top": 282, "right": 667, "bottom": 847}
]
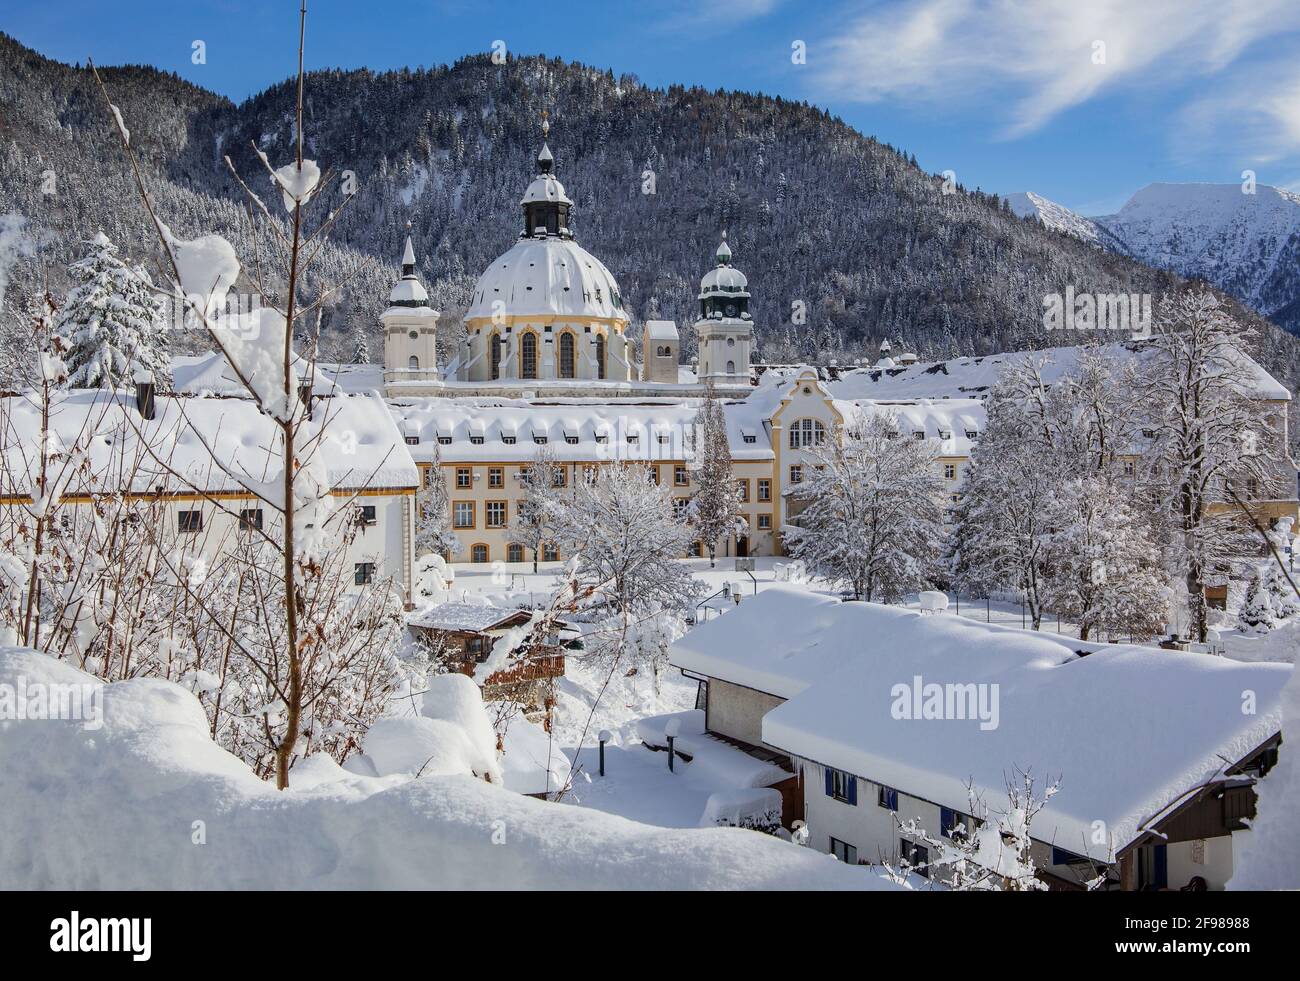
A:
[
  {"left": 671, "top": 586, "right": 1289, "bottom": 889},
  {"left": 406, "top": 602, "right": 570, "bottom": 724},
  {"left": 0, "top": 381, "right": 420, "bottom": 597}
]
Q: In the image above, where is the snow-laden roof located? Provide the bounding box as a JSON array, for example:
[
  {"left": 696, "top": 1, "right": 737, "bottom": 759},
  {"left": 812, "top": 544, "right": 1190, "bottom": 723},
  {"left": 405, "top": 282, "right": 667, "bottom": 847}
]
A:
[
  {"left": 466, "top": 237, "right": 626, "bottom": 321},
  {"left": 828, "top": 342, "right": 1290, "bottom": 402},
  {"left": 520, "top": 171, "right": 572, "bottom": 206},
  {"left": 699, "top": 264, "right": 749, "bottom": 297},
  {"left": 389, "top": 393, "right": 777, "bottom": 463},
  {"left": 644, "top": 320, "right": 679, "bottom": 341},
  {"left": 831, "top": 397, "right": 985, "bottom": 457},
  {"left": 407, "top": 603, "right": 531, "bottom": 633},
  {"left": 674, "top": 587, "right": 1288, "bottom": 861},
  {"left": 0, "top": 388, "right": 419, "bottom": 496},
  {"left": 173, "top": 351, "right": 388, "bottom": 397},
  {"left": 388, "top": 276, "right": 430, "bottom": 306}
]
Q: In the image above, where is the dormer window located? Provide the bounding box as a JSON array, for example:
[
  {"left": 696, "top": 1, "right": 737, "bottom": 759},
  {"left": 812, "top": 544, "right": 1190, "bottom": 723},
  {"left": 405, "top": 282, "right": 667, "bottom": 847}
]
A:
[{"left": 437, "top": 435, "right": 452, "bottom": 445}]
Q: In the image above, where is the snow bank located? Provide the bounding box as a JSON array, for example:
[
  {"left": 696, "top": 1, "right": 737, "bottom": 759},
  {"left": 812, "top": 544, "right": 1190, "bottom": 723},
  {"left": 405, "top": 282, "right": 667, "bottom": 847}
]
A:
[
  {"left": 500, "top": 716, "right": 573, "bottom": 796},
  {"left": 0, "top": 648, "right": 894, "bottom": 889},
  {"left": 637, "top": 710, "right": 788, "bottom": 788},
  {"left": 699, "top": 787, "right": 782, "bottom": 831}
]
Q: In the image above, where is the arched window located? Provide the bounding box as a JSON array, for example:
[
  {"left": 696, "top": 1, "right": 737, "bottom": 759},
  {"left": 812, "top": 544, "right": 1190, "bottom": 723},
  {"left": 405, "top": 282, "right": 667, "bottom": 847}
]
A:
[
  {"left": 521, "top": 332, "right": 538, "bottom": 379},
  {"left": 408, "top": 355, "right": 420, "bottom": 371},
  {"left": 789, "top": 418, "right": 827, "bottom": 449},
  {"left": 507, "top": 543, "right": 524, "bottom": 563},
  {"left": 726, "top": 360, "right": 736, "bottom": 374},
  {"left": 559, "top": 332, "right": 575, "bottom": 378},
  {"left": 595, "top": 335, "right": 606, "bottom": 379},
  {"left": 471, "top": 543, "right": 489, "bottom": 563},
  {"left": 490, "top": 334, "right": 503, "bottom": 380}
]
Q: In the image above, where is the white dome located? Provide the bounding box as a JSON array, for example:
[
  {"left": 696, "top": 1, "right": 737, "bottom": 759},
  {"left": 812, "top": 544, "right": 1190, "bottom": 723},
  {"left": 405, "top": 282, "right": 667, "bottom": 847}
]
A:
[
  {"left": 466, "top": 237, "right": 627, "bottom": 321},
  {"left": 389, "top": 276, "right": 429, "bottom": 305},
  {"left": 521, "top": 173, "right": 572, "bottom": 206},
  {"left": 699, "top": 264, "right": 749, "bottom": 297}
]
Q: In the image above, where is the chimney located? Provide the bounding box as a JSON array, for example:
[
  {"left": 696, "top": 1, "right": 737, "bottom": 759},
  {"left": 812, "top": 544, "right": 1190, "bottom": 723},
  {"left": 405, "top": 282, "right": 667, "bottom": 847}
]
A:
[{"left": 133, "top": 367, "right": 156, "bottom": 420}]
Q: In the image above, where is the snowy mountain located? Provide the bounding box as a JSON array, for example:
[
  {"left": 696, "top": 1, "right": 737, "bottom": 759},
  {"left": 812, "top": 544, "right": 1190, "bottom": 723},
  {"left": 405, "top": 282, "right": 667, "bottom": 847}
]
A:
[
  {"left": 3, "top": 32, "right": 1300, "bottom": 396},
  {"left": 1008, "top": 183, "right": 1300, "bottom": 334}
]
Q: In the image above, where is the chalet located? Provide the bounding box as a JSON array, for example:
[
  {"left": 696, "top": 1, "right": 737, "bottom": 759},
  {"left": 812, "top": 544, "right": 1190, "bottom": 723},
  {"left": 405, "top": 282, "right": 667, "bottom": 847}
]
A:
[
  {"left": 406, "top": 603, "right": 571, "bottom": 725},
  {"left": 670, "top": 586, "right": 1289, "bottom": 890}
]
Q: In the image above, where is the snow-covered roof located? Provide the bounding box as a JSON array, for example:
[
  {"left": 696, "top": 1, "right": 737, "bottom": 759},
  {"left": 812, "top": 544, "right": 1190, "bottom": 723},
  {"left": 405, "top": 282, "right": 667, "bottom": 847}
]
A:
[
  {"left": 828, "top": 342, "right": 1290, "bottom": 402},
  {"left": 0, "top": 388, "right": 419, "bottom": 496},
  {"left": 520, "top": 171, "right": 572, "bottom": 206},
  {"left": 465, "top": 237, "right": 626, "bottom": 321},
  {"left": 699, "top": 264, "right": 749, "bottom": 297},
  {"left": 389, "top": 394, "right": 776, "bottom": 463},
  {"left": 674, "top": 587, "right": 1288, "bottom": 862},
  {"left": 831, "top": 398, "right": 985, "bottom": 456},
  {"left": 388, "top": 277, "right": 430, "bottom": 306},
  {"left": 407, "top": 603, "right": 534, "bottom": 633},
  {"left": 644, "top": 320, "right": 679, "bottom": 341}
]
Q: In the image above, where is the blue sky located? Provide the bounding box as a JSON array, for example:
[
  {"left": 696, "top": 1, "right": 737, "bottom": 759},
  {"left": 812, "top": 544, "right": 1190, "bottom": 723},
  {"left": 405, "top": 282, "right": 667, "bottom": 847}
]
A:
[{"left": 8, "top": 0, "right": 1300, "bottom": 215}]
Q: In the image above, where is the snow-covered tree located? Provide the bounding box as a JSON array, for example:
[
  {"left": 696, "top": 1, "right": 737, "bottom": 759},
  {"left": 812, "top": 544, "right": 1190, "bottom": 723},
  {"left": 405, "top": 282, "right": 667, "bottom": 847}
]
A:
[
  {"left": 788, "top": 410, "right": 943, "bottom": 602},
  {"left": 948, "top": 370, "right": 1061, "bottom": 628},
  {"left": 687, "top": 386, "right": 740, "bottom": 567},
  {"left": 350, "top": 325, "right": 371, "bottom": 365},
  {"left": 414, "top": 443, "right": 459, "bottom": 559},
  {"left": 57, "top": 232, "right": 170, "bottom": 389},
  {"left": 884, "top": 770, "right": 1066, "bottom": 891},
  {"left": 1238, "top": 568, "right": 1276, "bottom": 632},
  {"left": 509, "top": 444, "right": 567, "bottom": 572},
  {"left": 1042, "top": 476, "right": 1167, "bottom": 642},
  {"left": 1142, "top": 290, "right": 1283, "bottom": 642}
]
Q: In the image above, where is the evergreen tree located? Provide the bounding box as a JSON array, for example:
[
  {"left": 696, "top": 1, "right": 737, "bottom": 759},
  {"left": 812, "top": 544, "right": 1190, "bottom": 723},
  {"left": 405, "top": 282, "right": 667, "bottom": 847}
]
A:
[
  {"left": 414, "top": 443, "right": 460, "bottom": 558},
  {"left": 687, "top": 385, "right": 740, "bottom": 567},
  {"left": 58, "top": 233, "right": 170, "bottom": 389}
]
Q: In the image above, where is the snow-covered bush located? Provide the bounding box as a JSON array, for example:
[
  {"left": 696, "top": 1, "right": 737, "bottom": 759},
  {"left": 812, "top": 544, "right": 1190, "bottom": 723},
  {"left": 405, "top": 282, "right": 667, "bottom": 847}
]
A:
[{"left": 1238, "top": 569, "right": 1276, "bottom": 633}]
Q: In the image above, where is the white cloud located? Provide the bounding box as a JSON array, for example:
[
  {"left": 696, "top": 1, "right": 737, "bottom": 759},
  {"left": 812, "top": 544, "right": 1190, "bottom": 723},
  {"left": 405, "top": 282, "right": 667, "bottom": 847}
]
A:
[
  {"left": 1176, "top": 60, "right": 1300, "bottom": 167},
  {"left": 809, "top": 0, "right": 1300, "bottom": 137}
]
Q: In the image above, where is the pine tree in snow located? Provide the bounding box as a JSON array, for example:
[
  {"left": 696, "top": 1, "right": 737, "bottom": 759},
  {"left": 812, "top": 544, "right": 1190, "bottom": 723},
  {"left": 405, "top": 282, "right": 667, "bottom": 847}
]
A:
[
  {"left": 1238, "top": 568, "right": 1276, "bottom": 632},
  {"left": 58, "top": 232, "right": 170, "bottom": 389},
  {"left": 787, "top": 410, "right": 944, "bottom": 602},
  {"left": 350, "top": 325, "right": 371, "bottom": 365},
  {"left": 687, "top": 386, "right": 741, "bottom": 567},
  {"left": 414, "top": 443, "right": 460, "bottom": 560}
]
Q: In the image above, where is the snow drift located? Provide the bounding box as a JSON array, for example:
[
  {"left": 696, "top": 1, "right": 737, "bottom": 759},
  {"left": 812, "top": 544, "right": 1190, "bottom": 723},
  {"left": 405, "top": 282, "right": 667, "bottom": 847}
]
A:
[{"left": 0, "top": 648, "right": 896, "bottom": 890}]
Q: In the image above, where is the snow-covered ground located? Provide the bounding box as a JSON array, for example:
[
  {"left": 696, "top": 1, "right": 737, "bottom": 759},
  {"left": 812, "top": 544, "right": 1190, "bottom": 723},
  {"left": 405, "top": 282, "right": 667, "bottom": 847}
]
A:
[{"left": 0, "top": 646, "right": 899, "bottom": 890}]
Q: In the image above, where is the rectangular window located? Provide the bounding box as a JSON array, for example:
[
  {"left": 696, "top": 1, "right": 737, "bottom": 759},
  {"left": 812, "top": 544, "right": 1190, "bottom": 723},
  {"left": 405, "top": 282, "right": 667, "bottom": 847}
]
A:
[
  {"left": 470, "top": 435, "right": 485, "bottom": 445},
  {"left": 674, "top": 465, "right": 689, "bottom": 486},
  {"left": 533, "top": 435, "right": 548, "bottom": 444},
  {"left": 456, "top": 467, "right": 472, "bottom": 489},
  {"left": 900, "top": 839, "right": 929, "bottom": 878},
  {"left": 238, "top": 508, "right": 263, "bottom": 532},
  {"left": 542, "top": 542, "right": 560, "bottom": 562},
  {"left": 404, "top": 436, "right": 419, "bottom": 446},
  {"left": 943, "top": 463, "right": 956, "bottom": 480},
  {"left": 940, "top": 807, "right": 961, "bottom": 838},
  {"left": 486, "top": 501, "right": 507, "bottom": 528},
  {"left": 789, "top": 465, "right": 802, "bottom": 484},
  {"left": 502, "top": 435, "right": 517, "bottom": 445},
  {"left": 437, "top": 435, "right": 452, "bottom": 445},
  {"left": 757, "top": 478, "right": 771, "bottom": 502},
  {"left": 358, "top": 504, "right": 377, "bottom": 526},
  {"left": 354, "top": 562, "right": 375, "bottom": 586},
  {"left": 177, "top": 510, "right": 203, "bottom": 533},
  {"left": 595, "top": 433, "right": 609, "bottom": 444},
  {"left": 736, "top": 479, "right": 750, "bottom": 503},
  {"left": 453, "top": 502, "right": 475, "bottom": 529},
  {"left": 757, "top": 514, "right": 772, "bottom": 530},
  {"left": 649, "top": 467, "right": 660, "bottom": 485},
  {"left": 488, "top": 467, "right": 504, "bottom": 488},
  {"left": 825, "top": 768, "right": 857, "bottom": 804},
  {"left": 423, "top": 467, "right": 437, "bottom": 487},
  {"left": 829, "top": 837, "right": 858, "bottom": 865},
  {"left": 553, "top": 467, "right": 567, "bottom": 488},
  {"left": 878, "top": 785, "right": 899, "bottom": 811},
  {"left": 565, "top": 434, "right": 579, "bottom": 445},
  {"left": 743, "top": 434, "right": 757, "bottom": 444}
]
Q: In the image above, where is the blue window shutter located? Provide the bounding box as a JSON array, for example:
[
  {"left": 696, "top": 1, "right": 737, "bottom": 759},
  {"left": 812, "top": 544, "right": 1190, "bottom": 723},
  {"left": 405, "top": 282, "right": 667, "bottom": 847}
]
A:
[
  {"left": 825, "top": 767, "right": 833, "bottom": 797},
  {"left": 941, "top": 807, "right": 954, "bottom": 835},
  {"left": 847, "top": 775, "right": 858, "bottom": 806},
  {"left": 888, "top": 788, "right": 899, "bottom": 811}
]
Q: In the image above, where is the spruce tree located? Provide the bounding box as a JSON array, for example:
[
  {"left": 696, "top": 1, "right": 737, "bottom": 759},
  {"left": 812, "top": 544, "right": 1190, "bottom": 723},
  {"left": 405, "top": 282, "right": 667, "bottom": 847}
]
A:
[
  {"left": 687, "top": 385, "right": 740, "bottom": 567},
  {"left": 59, "top": 233, "right": 170, "bottom": 389}
]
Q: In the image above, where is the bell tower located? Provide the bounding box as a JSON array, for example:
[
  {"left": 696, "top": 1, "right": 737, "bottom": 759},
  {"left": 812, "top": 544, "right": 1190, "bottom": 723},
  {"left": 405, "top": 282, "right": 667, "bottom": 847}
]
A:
[
  {"left": 382, "top": 225, "right": 439, "bottom": 389},
  {"left": 694, "top": 231, "right": 753, "bottom": 386}
]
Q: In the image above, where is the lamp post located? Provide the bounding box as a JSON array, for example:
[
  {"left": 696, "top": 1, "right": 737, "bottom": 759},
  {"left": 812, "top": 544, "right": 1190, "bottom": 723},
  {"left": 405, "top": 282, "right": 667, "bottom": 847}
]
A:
[{"left": 598, "top": 729, "right": 611, "bottom": 777}]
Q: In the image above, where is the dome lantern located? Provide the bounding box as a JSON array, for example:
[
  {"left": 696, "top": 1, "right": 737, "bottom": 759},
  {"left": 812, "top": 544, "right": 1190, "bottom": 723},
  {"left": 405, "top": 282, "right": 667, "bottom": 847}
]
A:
[{"left": 521, "top": 109, "right": 574, "bottom": 239}]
